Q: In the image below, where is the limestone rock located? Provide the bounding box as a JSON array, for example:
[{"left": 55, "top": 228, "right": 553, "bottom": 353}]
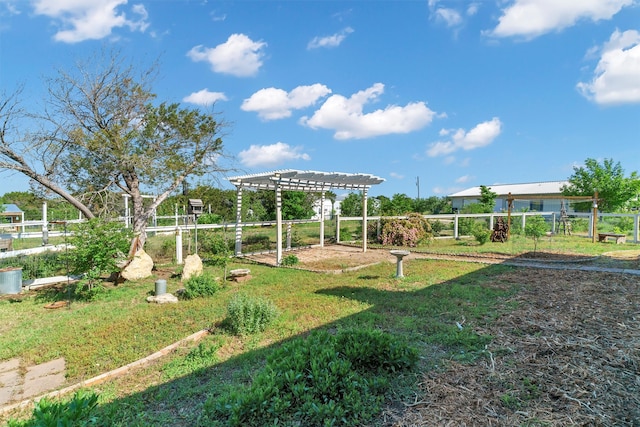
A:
[
  {"left": 121, "top": 249, "right": 154, "bottom": 281},
  {"left": 182, "top": 254, "right": 203, "bottom": 281},
  {"left": 146, "top": 293, "right": 179, "bottom": 304}
]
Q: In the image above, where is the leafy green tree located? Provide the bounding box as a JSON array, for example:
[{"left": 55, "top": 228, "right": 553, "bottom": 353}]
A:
[
  {"left": 388, "top": 193, "right": 414, "bottom": 216},
  {"left": 524, "top": 215, "right": 548, "bottom": 253},
  {"left": 0, "top": 51, "right": 228, "bottom": 251},
  {"left": 339, "top": 192, "right": 380, "bottom": 217},
  {"left": 562, "top": 158, "right": 640, "bottom": 212},
  {"left": 325, "top": 190, "right": 337, "bottom": 218},
  {"left": 478, "top": 185, "right": 498, "bottom": 213},
  {"left": 415, "top": 196, "right": 451, "bottom": 214},
  {"left": 283, "top": 191, "right": 317, "bottom": 220}
]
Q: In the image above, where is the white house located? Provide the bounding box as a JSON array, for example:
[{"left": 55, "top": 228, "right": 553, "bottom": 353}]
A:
[{"left": 448, "top": 181, "right": 575, "bottom": 213}]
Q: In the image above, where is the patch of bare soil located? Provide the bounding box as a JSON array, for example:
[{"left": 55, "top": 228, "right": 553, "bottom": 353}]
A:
[{"left": 391, "top": 268, "right": 640, "bottom": 427}]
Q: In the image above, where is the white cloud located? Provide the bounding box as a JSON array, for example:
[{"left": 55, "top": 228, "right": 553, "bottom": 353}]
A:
[
  {"left": 456, "top": 175, "right": 474, "bottom": 183},
  {"left": 434, "top": 8, "right": 462, "bottom": 27},
  {"left": 32, "top": 0, "right": 149, "bottom": 43},
  {"left": 432, "top": 186, "right": 461, "bottom": 195},
  {"left": 577, "top": 29, "right": 640, "bottom": 105},
  {"left": 390, "top": 172, "right": 404, "bottom": 179},
  {"left": 427, "top": 117, "right": 502, "bottom": 157},
  {"left": 467, "top": 3, "right": 480, "bottom": 16},
  {"left": 308, "top": 27, "right": 354, "bottom": 49},
  {"left": 241, "top": 84, "right": 331, "bottom": 120},
  {"left": 238, "top": 142, "right": 311, "bottom": 167},
  {"left": 183, "top": 89, "right": 228, "bottom": 106},
  {"left": 488, "top": 0, "right": 632, "bottom": 39},
  {"left": 301, "top": 83, "right": 436, "bottom": 139},
  {"left": 187, "top": 33, "right": 266, "bottom": 77}
]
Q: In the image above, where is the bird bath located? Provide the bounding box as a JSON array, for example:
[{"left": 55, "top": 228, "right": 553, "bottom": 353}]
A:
[{"left": 389, "top": 250, "right": 410, "bottom": 278}]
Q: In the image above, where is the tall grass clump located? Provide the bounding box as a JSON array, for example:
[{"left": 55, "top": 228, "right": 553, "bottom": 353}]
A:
[
  {"left": 226, "top": 294, "right": 279, "bottom": 335},
  {"left": 204, "top": 328, "right": 418, "bottom": 426},
  {"left": 7, "top": 390, "right": 99, "bottom": 427}
]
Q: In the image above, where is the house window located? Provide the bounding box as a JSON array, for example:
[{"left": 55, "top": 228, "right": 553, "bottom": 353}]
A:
[{"left": 530, "top": 200, "right": 543, "bottom": 211}]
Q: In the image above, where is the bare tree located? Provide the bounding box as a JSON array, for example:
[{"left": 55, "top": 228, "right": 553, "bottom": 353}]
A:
[{"left": 0, "top": 51, "right": 230, "bottom": 253}]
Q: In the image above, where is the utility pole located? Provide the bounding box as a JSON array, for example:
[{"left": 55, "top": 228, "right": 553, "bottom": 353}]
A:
[{"left": 416, "top": 176, "right": 420, "bottom": 200}]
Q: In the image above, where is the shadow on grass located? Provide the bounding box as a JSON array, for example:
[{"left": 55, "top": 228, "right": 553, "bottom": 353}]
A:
[{"left": 30, "top": 260, "right": 519, "bottom": 426}]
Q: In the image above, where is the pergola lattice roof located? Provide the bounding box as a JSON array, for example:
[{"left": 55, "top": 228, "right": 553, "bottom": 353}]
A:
[{"left": 228, "top": 169, "right": 384, "bottom": 192}]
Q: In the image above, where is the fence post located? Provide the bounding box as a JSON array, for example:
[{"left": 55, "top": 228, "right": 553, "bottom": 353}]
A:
[
  {"left": 336, "top": 215, "right": 341, "bottom": 243},
  {"left": 454, "top": 214, "right": 459, "bottom": 239},
  {"left": 175, "top": 227, "right": 183, "bottom": 264},
  {"left": 635, "top": 214, "right": 639, "bottom": 244}
]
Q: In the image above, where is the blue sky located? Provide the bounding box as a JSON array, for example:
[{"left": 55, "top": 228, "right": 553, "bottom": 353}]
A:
[{"left": 1, "top": 0, "right": 639, "bottom": 199}]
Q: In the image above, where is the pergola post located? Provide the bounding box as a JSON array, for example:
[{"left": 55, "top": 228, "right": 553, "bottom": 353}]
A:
[
  {"left": 234, "top": 187, "right": 243, "bottom": 256},
  {"left": 320, "top": 191, "right": 325, "bottom": 248},
  {"left": 275, "top": 180, "right": 283, "bottom": 265},
  {"left": 362, "top": 188, "right": 368, "bottom": 252}
]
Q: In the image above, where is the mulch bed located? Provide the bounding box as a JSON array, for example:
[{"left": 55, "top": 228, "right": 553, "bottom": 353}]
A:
[{"left": 389, "top": 268, "right": 640, "bottom": 426}]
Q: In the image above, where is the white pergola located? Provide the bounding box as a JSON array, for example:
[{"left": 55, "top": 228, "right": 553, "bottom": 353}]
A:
[{"left": 228, "top": 169, "right": 384, "bottom": 265}]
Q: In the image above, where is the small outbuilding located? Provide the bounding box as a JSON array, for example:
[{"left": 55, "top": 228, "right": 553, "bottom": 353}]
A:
[{"left": 1, "top": 204, "right": 24, "bottom": 232}]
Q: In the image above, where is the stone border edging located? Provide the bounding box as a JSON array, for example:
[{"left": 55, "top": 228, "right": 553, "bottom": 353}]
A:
[{"left": 0, "top": 329, "right": 209, "bottom": 416}]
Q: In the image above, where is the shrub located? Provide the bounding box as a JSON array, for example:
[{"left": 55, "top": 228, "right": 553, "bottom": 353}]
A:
[
  {"left": 197, "top": 213, "right": 223, "bottom": 224},
  {"left": 614, "top": 216, "right": 633, "bottom": 234},
  {"left": 472, "top": 223, "right": 491, "bottom": 245},
  {"left": 570, "top": 217, "right": 589, "bottom": 232},
  {"left": 430, "top": 219, "right": 445, "bottom": 235},
  {"left": 281, "top": 254, "right": 299, "bottom": 266},
  {"left": 182, "top": 273, "right": 221, "bottom": 299},
  {"left": 524, "top": 215, "right": 549, "bottom": 252},
  {"left": 204, "top": 328, "right": 417, "bottom": 426},
  {"left": 226, "top": 294, "right": 279, "bottom": 335},
  {"left": 200, "top": 232, "right": 232, "bottom": 267},
  {"left": 379, "top": 213, "right": 433, "bottom": 247},
  {"left": 69, "top": 219, "right": 132, "bottom": 293}
]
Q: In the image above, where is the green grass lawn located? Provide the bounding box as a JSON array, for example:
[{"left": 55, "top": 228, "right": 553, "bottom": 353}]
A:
[
  {"left": 2, "top": 230, "right": 638, "bottom": 425},
  {"left": 1, "top": 250, "right": 518, "bottom": 425}
]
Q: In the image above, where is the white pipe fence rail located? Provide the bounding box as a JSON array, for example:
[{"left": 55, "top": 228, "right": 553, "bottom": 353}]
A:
[{"left": 2, "top": 211, "right": 639, "bottom": 250}]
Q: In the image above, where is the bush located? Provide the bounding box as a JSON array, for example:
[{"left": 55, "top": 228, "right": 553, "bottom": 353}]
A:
[
  {"left": 281, "top": 254, "right": 299, "bottom": 266},
  {"left": 472, "top": 223, "right": 491, "bottom": 245},
  {"left": 200, "top": 232, "right": 232, "bottom": 267},
  {"left": 379, "top": 213, "right": 433, "bottom": 247},
  {"left": 570, "top": 218, "right": 589, "bottom": 232},
  {"left": 525, "top": 215, "right": 549, "bottom": 252},
  {"left": 182, "top": 273, "right": 221, "bottom": 299},
  {"left": 70, "top": 219, "right": 131, "bottom": 291},
  {"left": 204, "top": 328, "right": 417, "bottom": 426},
  {"left": 198, "top": 213, "right": 223, "bottom": 224},
  {"left": 614, "top": 216, "right": 633, "bottom": 234},
  {"left": 430, "top": 219, "right": 445, "bottom": 235},
  {"left": 226, "top": 294, "right": 279, "bottom": 335}
]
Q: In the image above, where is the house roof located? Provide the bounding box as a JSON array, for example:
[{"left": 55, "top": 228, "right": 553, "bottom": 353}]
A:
[
  {"left": 448, "top": 181, "right": 569, "bottom": 198},
  {"left": 1, "top": 204, "right": 23, "bottom": 215},
  {"left": 228, "top": 169, "right": 384, "bottom": 192}
]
